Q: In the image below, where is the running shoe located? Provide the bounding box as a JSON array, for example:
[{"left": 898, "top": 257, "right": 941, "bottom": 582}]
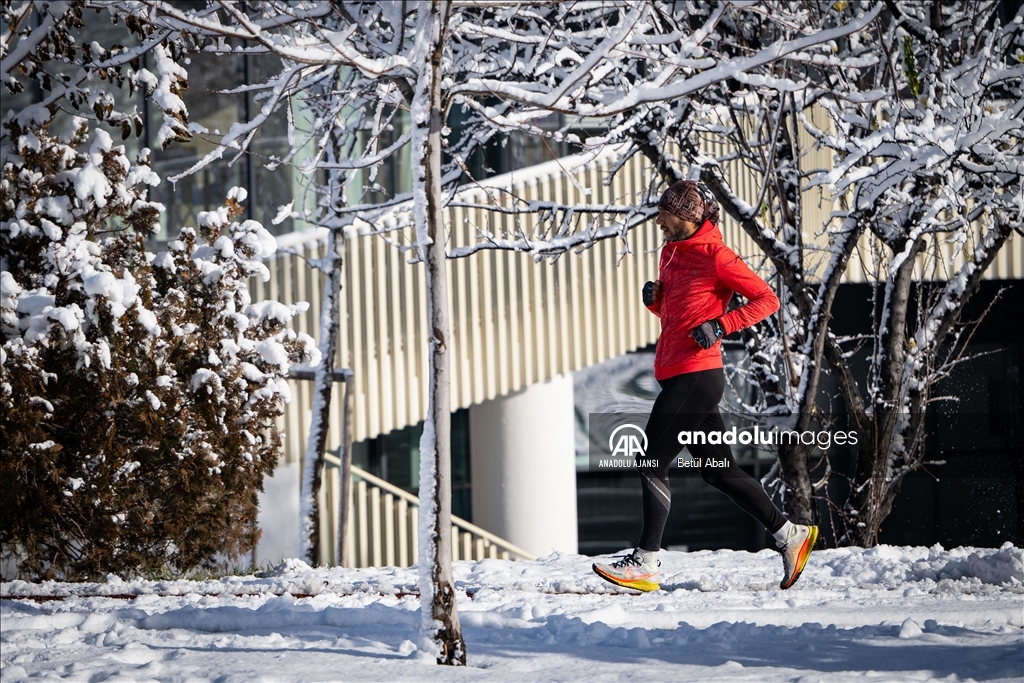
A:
[
  {"left": 778, "top": 524, "right": 818, "bottom": 589},
  {"left": 592, "top": 549, "right": 660, "bottom": 592}
]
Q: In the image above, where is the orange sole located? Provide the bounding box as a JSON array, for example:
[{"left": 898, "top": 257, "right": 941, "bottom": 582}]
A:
[
  {"left": 781, "top": 525, "right": 818, "bottom": 589},
  {"left": 592, "top": 564, "right": 660, "bottom": 592}
]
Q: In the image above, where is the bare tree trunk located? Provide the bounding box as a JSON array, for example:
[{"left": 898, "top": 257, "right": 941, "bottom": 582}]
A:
[
  {"left": 777, "top": 442, "right": 817, "bottom": 524},
  {"left": 414, "top": 0, "right": 465, "bottom": 666},
  {"left": 299, "top": 229, "right": 342, "bottom": 564},
  {"left": 849, "top": 235, "right": 923, "bottom": 546},
  {"left": 337, "top": 369, "right": 354, "bottom": 568},
  {"left": 843, "top": 219, "right": 1012, "bottom": 547}
]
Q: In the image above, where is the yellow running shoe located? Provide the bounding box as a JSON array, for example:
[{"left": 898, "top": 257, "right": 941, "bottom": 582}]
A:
[
  {"left": 592, "top": 549, "right": 660, "bottom": 592},
  {"left": 778, "top": 524, "right": 818, "bottom": 589}
]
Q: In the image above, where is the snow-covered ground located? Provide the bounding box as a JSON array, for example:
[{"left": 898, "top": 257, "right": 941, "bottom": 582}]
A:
[{"left": 2, "top": 544, "right": 1021, "bottom": 682}]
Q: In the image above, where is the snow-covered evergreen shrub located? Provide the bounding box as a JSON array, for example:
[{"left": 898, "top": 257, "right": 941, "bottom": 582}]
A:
[{"left": 0, "top": 111, "right": 319, "bottom": 581}]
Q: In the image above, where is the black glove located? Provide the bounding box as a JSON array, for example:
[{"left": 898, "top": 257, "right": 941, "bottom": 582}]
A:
[
  {"left": 691, "top": 319, "right": 725, "bottom": 349},
  {"left": 642, "top": 281, "right": 659, "bottom": 307}
]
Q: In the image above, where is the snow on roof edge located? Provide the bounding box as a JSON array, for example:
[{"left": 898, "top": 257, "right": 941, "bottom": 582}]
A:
[{"left": 267, "top": 143, "right": 628, "bottom": 252}]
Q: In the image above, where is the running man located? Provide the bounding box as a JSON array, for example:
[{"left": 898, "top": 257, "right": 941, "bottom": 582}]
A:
[{"left": 592, "top": 180, "right": 818, "bottom": 592}]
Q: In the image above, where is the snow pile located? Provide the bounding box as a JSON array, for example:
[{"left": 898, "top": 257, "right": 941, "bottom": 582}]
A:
[
  {"left": 2, "top": 545, "right": 1021, "bottom": 681},
  {"left": 820, "top": 542, "right": 1024, "bottom": 588}
]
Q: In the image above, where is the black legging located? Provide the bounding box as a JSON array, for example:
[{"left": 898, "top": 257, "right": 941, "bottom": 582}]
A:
[{"left": 637, "top": 368, "right": 787, "bottom": 551}]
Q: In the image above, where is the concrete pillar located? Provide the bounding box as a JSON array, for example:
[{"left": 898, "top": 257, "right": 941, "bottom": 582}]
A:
[{"left": 469, "top": 374, "right": 578, "bottom": 557}]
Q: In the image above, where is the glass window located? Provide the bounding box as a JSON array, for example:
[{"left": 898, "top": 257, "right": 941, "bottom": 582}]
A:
[{"left": 147, "top": 48, "right": 246, "bottom": 241}]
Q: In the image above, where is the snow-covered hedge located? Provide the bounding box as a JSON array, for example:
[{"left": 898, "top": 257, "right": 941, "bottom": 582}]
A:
[{"left": 1, "top": 111, "right": 318, "bottom": 581}]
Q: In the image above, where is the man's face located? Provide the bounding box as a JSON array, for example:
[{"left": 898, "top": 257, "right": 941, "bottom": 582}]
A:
[{"left": 656, "top": 210, "right": 700, "bottom": 242}]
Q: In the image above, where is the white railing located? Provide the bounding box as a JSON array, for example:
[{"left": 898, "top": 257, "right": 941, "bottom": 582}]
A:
[{"left": 317, "top": 452, "right": 535, "bottom": 568}]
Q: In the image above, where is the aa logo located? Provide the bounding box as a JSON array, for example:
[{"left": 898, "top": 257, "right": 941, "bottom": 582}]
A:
[{"left": 608, "top": 424, "right": 648, "bottom": 458}]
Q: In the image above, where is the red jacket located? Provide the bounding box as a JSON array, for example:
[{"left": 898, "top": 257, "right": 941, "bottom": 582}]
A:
[{"left": 646, "top": 220, "right": 779, "bottom": 380}]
